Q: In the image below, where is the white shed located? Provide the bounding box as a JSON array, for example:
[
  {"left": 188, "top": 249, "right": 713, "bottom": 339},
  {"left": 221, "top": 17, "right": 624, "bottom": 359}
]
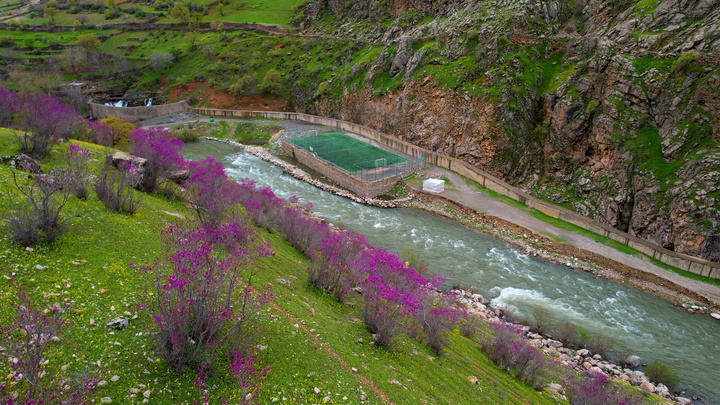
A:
[{"left": 423, "top": 178, "right": 445, "bottom": 193}]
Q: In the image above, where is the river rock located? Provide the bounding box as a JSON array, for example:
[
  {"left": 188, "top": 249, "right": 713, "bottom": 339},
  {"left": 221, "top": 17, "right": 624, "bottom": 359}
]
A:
[
  {"left": 711, "top": 312, "right": 720, "bottom": 320},
  {"left": 547, "top": 383, "right": 564, "bottom": 396},
  {"left": 639, "top": 380, "right": 656, "bottom": 393},
  {"left": 576, "top": 349, "right": 590, "bottom": 357},
  {"left": 655, "top": 383, "right": 670, "bottom": 398},
  {"left": 625, "top": 355, "right": 641, "bottom": 368},
  {"left": 9, "top": 154, "right": 42, "bottom": 174},
  {"left": 675, "top": 397, "right": 692, "bottom": 405}
]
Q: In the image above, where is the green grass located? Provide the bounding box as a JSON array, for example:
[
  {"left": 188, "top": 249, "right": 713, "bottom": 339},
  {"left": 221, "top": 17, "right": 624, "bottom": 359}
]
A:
[
  {"left": 203, "top": 120, "right": 283, "bottom": 145},
  {"left": 289, "top": 132, "right": 409, "bottom": 173},
  {"left": 209, "top": 0, "right": 307, "bottom": 27},
  {"left": 0, "top": 129, "right": 570, "bottom": 404}
]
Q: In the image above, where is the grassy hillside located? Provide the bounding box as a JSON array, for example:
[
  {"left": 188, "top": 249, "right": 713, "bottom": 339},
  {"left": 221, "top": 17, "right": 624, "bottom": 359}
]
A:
[{"left": 0, "top": 129, "right": 566, "bottom": 404}]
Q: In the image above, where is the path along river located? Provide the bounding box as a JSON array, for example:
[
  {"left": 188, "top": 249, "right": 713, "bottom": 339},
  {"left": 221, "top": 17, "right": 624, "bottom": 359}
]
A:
[{"left": 183, "top": 140, "right": 720, "bottom": 403}]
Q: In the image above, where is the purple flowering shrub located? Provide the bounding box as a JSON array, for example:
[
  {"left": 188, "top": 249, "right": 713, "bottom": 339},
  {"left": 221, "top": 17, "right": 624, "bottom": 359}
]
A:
[
  {"left": 307, "top": 230, "right": 366, "bottom": 301},
  {"left": 0, "top": 87, "right": 20, "bottom": 126},
  {"left": 129, "top": 127, "right": 185, "bottom": 192},
  {"left": 15, "top": 93, "right": 84, "bottom": 159},
  {"left": 86, "top": 120, "right": 116, "bottom": 146},
  {"left": 184, "top": 157, "right": 244, "bottom": 228},
  {"left": 0, "top": 292, "right": 97, "bottom": 404},
  {"left": 141, "top": 221, "right": 273, "bottom": 372},
  {"left": 228, "top": 350, "right": 269, "bottom": 405},
  {"left": 482, "top": 323, "right": 548, "bottom": 389},
  {"left": 565, "top": 369, "right": 642, "bottom": 405},
  {"left": 356, "top": 247, "right": 445, "bottom": 348},
  {"left": 416, "top": 296, "right": 458, "bottom": 355}
]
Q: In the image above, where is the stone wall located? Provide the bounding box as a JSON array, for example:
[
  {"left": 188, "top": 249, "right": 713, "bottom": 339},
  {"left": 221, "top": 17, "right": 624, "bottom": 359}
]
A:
[
  {"left": 194, "top": 107, "right": 720, "bottom": 280},
  {"left": 89, "top": 101, "right": 190, "bottom": 123}
]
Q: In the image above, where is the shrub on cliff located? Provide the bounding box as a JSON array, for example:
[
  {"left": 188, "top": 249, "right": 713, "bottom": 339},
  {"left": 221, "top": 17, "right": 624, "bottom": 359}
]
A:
[{"left": 644, "top": 360, "right": 678, "bottom": 391}]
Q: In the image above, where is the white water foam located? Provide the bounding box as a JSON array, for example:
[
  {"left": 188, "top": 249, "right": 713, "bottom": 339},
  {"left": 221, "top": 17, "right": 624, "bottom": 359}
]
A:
[{"left": 491, "top": 287, "right": 586, "bottom": 321}]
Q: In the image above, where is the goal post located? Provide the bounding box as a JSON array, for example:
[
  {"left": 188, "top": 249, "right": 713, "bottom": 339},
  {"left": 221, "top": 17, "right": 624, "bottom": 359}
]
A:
[{"left": 375, "top": 158, "right": 387, "bottom": 168}]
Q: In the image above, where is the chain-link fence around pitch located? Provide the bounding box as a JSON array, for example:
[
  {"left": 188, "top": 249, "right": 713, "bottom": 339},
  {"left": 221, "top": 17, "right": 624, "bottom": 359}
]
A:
[{"left": 285, "top": 131, "right": 421, "bottom": 182}]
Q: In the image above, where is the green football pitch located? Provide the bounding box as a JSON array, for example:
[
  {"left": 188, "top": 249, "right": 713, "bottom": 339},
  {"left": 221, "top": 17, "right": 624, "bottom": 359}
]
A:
[{"left": 288, "top": 132, "right": 409, "bottom": 173}]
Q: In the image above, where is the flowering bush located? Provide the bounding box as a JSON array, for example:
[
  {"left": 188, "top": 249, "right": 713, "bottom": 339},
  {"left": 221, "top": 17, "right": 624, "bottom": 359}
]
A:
[
  {"left": 307, "top": 230, "right": 366, "bottom": 301},
  {"left": 566, "top": 369, "right": 642, "bottom": 405},
  {"left": 15, "top": 93, "right": 84, "bottom": 159},
  {"left": 228, "top": 350, "right": 269, "bottom": 405},
  {"left": 0, "top": 291, "right": 97, "bottom": 403},
  {"left": 184, "top": 157, "right": 243, "bottom": 228},
  {"left": 357, "top": 247, "right": 443, "bottom": 348},
  {"left": 86, "top": 120, "right": 116, "bottom": 146},
  {"left": 129, "top": 127, "right": 185, "bottom": 192},
  {"left": 142, "top": 221, "right": 273, "bottom": 372},
  {"left": 0, "top": 87, "right": 20, "bottom": 126},
  {"left": 482, "top": 323, "right": 548, "bottom": 389},
  {"left": 417, "top": 296, "right": 457, "bottom": 355}
]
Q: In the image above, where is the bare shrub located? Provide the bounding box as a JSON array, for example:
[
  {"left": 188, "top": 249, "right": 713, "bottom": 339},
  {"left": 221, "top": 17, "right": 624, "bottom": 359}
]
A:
[
  {"left": 9, "top": 171, "right": 69, "bottom": 245},
  {"left": 94, "top": 161, "right": 140, "bottom": 215},
  {"left": 0, "top": 291, "right": 97, "bottom": 403},
  {"left": 6, "top": 206, "right": 39, "bottom": 247}
]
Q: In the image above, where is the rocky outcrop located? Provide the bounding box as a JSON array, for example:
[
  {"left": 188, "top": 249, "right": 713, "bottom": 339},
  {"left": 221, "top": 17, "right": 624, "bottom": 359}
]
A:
[{"left": 299, "top": 0, "right": 720, "bottom": 262}]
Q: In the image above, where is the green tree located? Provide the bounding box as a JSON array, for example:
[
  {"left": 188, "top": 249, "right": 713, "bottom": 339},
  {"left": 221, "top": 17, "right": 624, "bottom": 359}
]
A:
[
  {"left": 76, "top": 33, "right": 100, "bottom": 51},
  {"left": 100, "top": 116, "right": 135, "bottom": 149},
  {"left": 316, "top": 81, "right": 330, "bottom": 97},
  {"left": 44, "top": 6, "right": 59, "bottom": 24},
  {"left": 260, "top": 69, "right": 283, "bottom": 97},
  {"left": 216, "top": 3, "right": 224, "bottom": 16},
  {"left": 229, "top": 75, "right": 258, "bottom": 97},
  {"left": 106, "top": 0, "right": 116, "bottom": 8},
  {"left": 184, "top": 31, "right": 199, "bottom": 50},
  {"left": 170, "top": 2, "right": 190, "bottom": 22}
]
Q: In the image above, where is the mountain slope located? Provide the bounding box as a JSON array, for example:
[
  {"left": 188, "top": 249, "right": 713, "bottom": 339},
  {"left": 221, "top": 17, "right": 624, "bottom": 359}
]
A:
[{"left": 291, "top": 0, "right": 720, "bottom": 262}]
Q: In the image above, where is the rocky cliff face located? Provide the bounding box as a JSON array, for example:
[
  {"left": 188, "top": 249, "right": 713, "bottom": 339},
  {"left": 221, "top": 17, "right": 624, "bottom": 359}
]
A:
[{"left": 296, "top": 0, "right": 720, "bottom": 262}]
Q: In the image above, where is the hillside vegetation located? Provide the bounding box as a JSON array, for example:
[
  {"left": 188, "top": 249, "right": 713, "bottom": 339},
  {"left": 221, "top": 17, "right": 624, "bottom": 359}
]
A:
[
  {"left": 3, "top": 0, "right": 715, "bottom": 263},
  {"left": 0, "top": 129, "right": 575, "bottom": 404}
]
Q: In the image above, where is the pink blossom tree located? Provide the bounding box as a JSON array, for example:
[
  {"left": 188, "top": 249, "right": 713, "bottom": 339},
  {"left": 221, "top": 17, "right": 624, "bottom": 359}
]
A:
[
  {"left": 141, "top": 221, "right": 273, "bottom": 372},
  {"left": 15, "top": 93, "right": 84, "bottom": 159},
  {"left": 129, "top": 127, "right": 185, "bottom": 192}
]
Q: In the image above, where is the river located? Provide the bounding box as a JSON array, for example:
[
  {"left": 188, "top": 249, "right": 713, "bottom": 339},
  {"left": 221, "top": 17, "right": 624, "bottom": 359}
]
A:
[{"left": 183, "top": 140, "right": 720, "bottom": 404}]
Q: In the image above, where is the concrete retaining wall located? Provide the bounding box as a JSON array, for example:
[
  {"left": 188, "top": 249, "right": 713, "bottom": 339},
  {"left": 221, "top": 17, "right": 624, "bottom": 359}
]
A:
[
  {"left": 89, "top": 101, "right": 190, "bottom": 123},
  {"left": 194, "top": 107, "right": 720, "bottom": 280},
  {"left": 281, "top": 140, "right": 402, "bottom": 198}
]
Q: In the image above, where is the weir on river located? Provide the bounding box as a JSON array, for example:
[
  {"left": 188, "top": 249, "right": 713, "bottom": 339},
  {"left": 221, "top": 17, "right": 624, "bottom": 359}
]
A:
[{"left": 183, "top": 140, "right": 720, "bottom": 404}]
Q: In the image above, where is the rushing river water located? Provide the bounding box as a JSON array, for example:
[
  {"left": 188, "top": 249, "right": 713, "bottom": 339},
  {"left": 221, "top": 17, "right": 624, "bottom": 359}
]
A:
[{"left": 183, "top": 141, "right": 720, "bottom": 403}]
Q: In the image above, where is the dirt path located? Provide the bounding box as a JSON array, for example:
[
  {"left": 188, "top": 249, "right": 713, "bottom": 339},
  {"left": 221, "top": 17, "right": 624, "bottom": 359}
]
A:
[{"left": 420, "top": 167, "right": 720, "bottom": 308}]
